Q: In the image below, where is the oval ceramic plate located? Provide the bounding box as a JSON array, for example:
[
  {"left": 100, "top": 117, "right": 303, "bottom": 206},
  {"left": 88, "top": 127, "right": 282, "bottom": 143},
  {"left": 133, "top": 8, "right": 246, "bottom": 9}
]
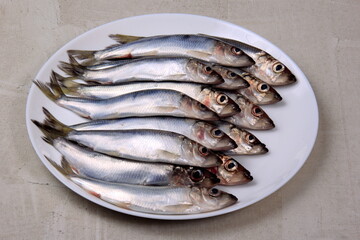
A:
[{"left": 26, "top": 13, "right": 318, "bottom": 220}]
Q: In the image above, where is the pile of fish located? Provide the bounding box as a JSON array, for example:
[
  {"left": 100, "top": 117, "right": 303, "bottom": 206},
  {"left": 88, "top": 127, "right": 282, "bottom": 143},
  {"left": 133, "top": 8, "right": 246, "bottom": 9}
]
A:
[{"left": 32, "top": 33, "right": 296, "bottom": 215}]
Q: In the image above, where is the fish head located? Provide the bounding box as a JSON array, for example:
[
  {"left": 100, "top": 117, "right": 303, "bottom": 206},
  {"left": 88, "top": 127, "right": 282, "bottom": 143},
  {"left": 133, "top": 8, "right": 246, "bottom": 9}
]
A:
[
  {"left": 211, "top": 154, "right": 253, "bottom": 185},
  {"left": 238, "top": 74, "right": 282, "bottom": 104},
  {"left": 211, "top": 65, "right": 249, "bottom": 89},
  {"left": 186, "top": 59, "right": 224, "bottom": 84},
  {"left": 235, "top": 95, "right": 275, "bottom": 130},
  {"left": 174, "top": 166, "right": 220, "bottom": 187},
  {"left": 189, "top": 187, "right": 238, "bottom": 211},
  {"left": 198, "top": 88, "right": 240, "bottom": 118},
  {"left": 180, "top": 95, "right": 219, "bottom": 121},
  {"left": 192, "top": 121, "right": 237, "bottom": 151},
  {"left": 181, "top": 139, "right": 222, "bottom": 168},
  {"left": 255, "top": 52, "right": 296, "bottom": 85},
  {"left": 213, "top": 41, "right": 254, "bottom": 67},
  {"left": 227, "top": 127, "right": 268, "bottom": 155}
]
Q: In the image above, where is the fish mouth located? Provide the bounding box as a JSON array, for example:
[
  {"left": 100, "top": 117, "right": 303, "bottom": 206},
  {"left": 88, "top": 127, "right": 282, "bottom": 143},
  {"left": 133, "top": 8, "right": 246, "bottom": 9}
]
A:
[
  {"left": 236, "top": 79, "right": 250, "bottom": 88},
  {"left": 243, "top": 170, "right": 253, "bottom": 181},
  {"left": 240, "top": 55, "right": 255, "bottom": 67},
  {"left": 274, "top": 92, "right": 283, "bottom": 102},
  {"left": 249, "top": 143, "right": 269, "bottom": 154},
  {"left": 211, "top": 138, "right": 238, "bottom": 151},
  {"left": 218, "top": 103, "right": 241, "bottom": 118}
]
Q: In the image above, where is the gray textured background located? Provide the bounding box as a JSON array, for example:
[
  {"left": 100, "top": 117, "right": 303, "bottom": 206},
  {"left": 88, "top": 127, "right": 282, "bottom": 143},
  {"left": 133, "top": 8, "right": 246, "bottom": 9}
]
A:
[{"left": 1, "top": 0, "right": 359, "bottom": 239}]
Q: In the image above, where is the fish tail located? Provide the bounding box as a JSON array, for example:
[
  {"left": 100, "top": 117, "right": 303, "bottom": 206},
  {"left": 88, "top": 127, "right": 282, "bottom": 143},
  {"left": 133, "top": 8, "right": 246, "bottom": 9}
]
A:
[
  {"left": 58, "top": 60, "right": 85, "bottom": 78},
  {"left": 33, "top": 78, "right": 63, "bottom": 102},
  {"left": 51, "top": 71, "right": 82, "bottom": 96},
  {"left": 41, "top": 107, "right": 73, "bottom": 135},
  {"left": 32, "top": 113, "right": 72, "bottom": 143},
  {"left": 67, "top": 49, "right": 96, "bottom": 61},
  {"left": 109, "top": 34, "right": 143, "bottom": 44},
  {"left": 44, "top": 155, "right": 74, "bottom": 176}
]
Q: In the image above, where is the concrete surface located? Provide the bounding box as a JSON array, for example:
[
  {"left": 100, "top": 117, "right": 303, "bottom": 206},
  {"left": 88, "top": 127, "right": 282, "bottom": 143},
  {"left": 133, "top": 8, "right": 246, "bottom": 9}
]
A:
[{"left": 1, "top": 0, "right": 359, "bottom": 239}]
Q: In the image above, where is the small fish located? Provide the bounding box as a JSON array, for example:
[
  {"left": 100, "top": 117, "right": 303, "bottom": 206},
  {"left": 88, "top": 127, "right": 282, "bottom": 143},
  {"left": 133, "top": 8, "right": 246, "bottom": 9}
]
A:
[
  {"left": 42, "top": 108, "right": 236, "bottom": 151},
  {"left": 32, "top": 119, "right": 222, "bottom": 168},
  {"left": 208, "top": 154, "right": 253, "bottom": 185},
  {"left": 216, "top": 122, "right": 268, "bottom": 155},
  {"left": 69, "top": 176, "right": 238, "bottom": 214},
  {"left": 224, "top": 93, "right": 275, "bottom": 130},
  {"left": 59, "top": 57, "right": 224, "bottom": 85},
  {"left": 33, "top": 73, "right": 219, "bottom": 121},
  {"left": 54, "top": 73, "right": 239, "bottom": 118},
  {"left": 226, "top": 68, "right": 282, "bottom": 105},
  {"left": 68, "top": 34, "right": 254, "bottom": 67},
  {"left": 44, "top": 138, "right": 219, "bottom": 187}
]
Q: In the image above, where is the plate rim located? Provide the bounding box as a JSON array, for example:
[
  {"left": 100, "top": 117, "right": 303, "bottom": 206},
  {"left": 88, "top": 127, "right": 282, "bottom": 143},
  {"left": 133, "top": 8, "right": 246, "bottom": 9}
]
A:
[{"left": 25, "top": 13, "right": 319, "bottom": 220}]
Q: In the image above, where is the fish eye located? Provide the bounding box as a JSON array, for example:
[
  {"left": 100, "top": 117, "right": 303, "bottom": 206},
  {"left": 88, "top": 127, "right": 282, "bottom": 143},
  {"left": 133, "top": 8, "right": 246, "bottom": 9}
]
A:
[
  {"left": 246, "top": 134, "right": 256, "bottom": 144},
  {"left": 190, "top": 169, "right": 205, "bottom": 182},
  {"left": 252, "top": 106, "right": 264, "bottom": 117},
  {"left": 231, "top": 47, "right": 242, "bottom": 55},
  {"left": 224, "top": 159, "right": 238, "bottom": 172},
  {"left": 198, "top": 146, "right": 209, "bottom": 156},
  {"left": 203, "top": 66, "right": 213, "bottom": 74},
  {"left": 227, "top": 71, "right": 237, "bottom": 78},
  {"left": 257, "top": 83, "right": 270, "bottom": 93},
  {"left": 209, "top": 188, "right": 221, "bottom": 197},
  {"left": 273, "top": 63, "right": 285, "bottom": 73},
  {"left": 211, "top": 128, "right": 224, "bottom": 138},
  {"left": 216, "top": 94, "right": 229, "bottom": 105}
]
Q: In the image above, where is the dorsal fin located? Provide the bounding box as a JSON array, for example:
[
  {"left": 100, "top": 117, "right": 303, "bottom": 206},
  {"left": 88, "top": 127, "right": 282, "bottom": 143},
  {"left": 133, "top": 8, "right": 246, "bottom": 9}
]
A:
[{"left": 109, "top": 34, "right": 144, "bottom": 44}]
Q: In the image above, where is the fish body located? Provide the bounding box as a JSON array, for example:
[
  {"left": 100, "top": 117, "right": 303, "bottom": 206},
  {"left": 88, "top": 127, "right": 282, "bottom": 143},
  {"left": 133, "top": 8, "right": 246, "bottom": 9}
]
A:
[
  {"left": 46, "top": 138, "right": 219, "bottom": 187},
  {"left": 58, "top": 78, "right": 239, "bottom": 118},
  {"left": 34, "top": 76, "right": 218, "bottom": 121},
  {"left": 59, "top": 57, "right": 224, "bottom": 85},
  {"left": 69, "top": 34, "right": 254, "bottom": 67},
  {"left": 33, "top": 120, "right": 221, "bottom": 168},
  {"left": 50, "top": 115, "right": 236, "bottom": 151},
  {"left": 70, "top": 176, "right": 237, "bottom": 214}
]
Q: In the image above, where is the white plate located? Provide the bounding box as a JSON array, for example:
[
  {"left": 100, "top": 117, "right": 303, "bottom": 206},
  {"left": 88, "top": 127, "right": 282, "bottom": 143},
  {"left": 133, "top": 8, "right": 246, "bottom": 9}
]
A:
[{"left": 26, "top": 13, "right": 319, "bottom": 220}]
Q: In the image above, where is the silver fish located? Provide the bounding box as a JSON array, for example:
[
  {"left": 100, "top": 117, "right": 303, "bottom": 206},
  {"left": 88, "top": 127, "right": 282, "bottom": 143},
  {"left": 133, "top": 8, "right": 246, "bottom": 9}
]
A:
[
  {"left": 59, "top": 57, "right": 224, "bottom": 85},
  {"left": 69, "top": 176, "right": 238, "bottom": 214},
  {"left": 42, "top": 108, "right": 236, "bottom": 151},
  {"left": 227, "top": 68, "right": 282, "bottom": 105},
  {"left": 32, "top": 120, "right": 222, "bottom": 168},
  {"left": 44, "top": 138, "right": 219, "bottom": 187},
  {"left": 76, "top": 59, "right": 250, "bottom": 90},
  {"left": 216, "top": 122, "right": 268, "bottom": 155},
  {"left": 202, "top": 35, "right": 296, "bottom": 86},
  {"left": 55, "top": 73, "right": 240, "bottom": 118},
  {"left": 224, "top": 93, "right": 275, "bottom": 130},
  {"left": 208, "top": 154, "right": 253, "bottom": 185},
  {"left": 34, "top": 74, "right": 219, "bottom": 121},
  {"left": 68, "top": 34, "right": 254, "bottom": 67}
]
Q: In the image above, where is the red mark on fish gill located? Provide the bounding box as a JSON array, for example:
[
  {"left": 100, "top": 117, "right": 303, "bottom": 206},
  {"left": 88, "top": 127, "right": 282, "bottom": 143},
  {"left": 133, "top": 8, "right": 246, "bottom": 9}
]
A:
[
  {"left": 119, "top": 53, "right": 132, "bottom": 59},
  {"left": 89, "top": 190, "right": 101, "bottom": 198},
  {"left": 196, "top": 128, "right": 205, "bottom": 140},
  {"left": 207, "top": 167, "right": 218, "bottom": 174},
  {"left": 202, "top": 97, "right": 211, "bottom": 107}
]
